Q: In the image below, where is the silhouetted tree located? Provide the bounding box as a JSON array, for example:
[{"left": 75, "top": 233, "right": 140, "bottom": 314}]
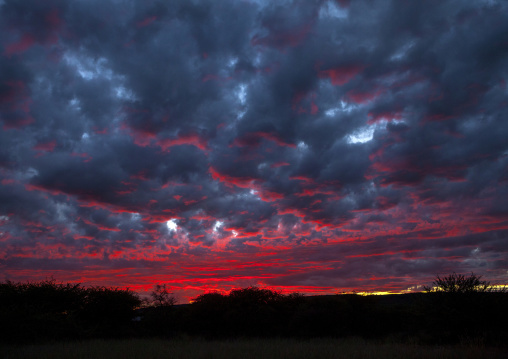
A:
[
  {"left": 79, "top": 286, "right": 141, "bottom": 337},
  {"left": 188, "top": 292, "right": 229, "bottom": 337},
  {"left": 149, "top": 283, "right": 176, "bottom": 307},
  {"left": 419, "top": 272, "right": 508, "bottom": 344},
  {"left": 0, "top": 279, "right": 141, "bottom": 342},
  {"left": 0, "top": 279, "right": 86, "bottom": 342},
  {"left": 424, "top": 272, "right": 493, "bottom": 293},
  {"left": 192, "top": 291, "right": 226, "bottom": 306}
]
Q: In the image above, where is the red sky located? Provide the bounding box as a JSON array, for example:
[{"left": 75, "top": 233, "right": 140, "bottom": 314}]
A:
[{"left": 1, "top": 0, "right": 507, "bottom": 302}]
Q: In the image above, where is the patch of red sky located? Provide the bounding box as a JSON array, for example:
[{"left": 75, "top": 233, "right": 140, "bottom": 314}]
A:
[
  {"left": 143, "top": 213, "right": 181, "bottom": 225},
  {"left": 117, "top": 177, "right": 137, "bottom": 193},
  {"left": 271, "top": 162, "right": 290, "bottom": 168},
  {"left": 81, "top": 218, "right": 121, "bottom": 232},
  {"left": 295, "top": 188, "right": 328, "bottom": 197},
  {"left": 375, "top": 196, "right": 398, "bottom": 210},
  {"left": 136, "top": 16, "right": 157, "bottom": 28},
  {"left": 34, "top": 141, "right": 56, "bottom": 152},
  {"left": 70, "top": 152, "right": 92, "bottom": 162},
  {"left": 318, "top": 64, "right": 363, "bottom": 86},
  {"left": 367, "top": 151, "right": 468, "bottom": 185},
  {"left": 115, "top": 186, "right": 137, "bottom": 196},
  {"left": 44, "top": 9, "right": 63, "bottom": 45},
  {"left": 130, "top": 171, "right": 149, "bottom": 181},
  {"left": 256, "top": 232, "right": 287, "bottom": 241},
  {"left": 93, "top": 127, "right": 108, "bottom": 134},
  {"left": 183, "top": 197, "right": 207, "bottom": 206},
  {"left": 0, "top": 81, "right": 35, "bottom": 129},
  {"left": 162, "top": 181, "right": 188, "bottom": 189},
  {"left": 289, "top": 175, "right": 313, "bottom": 183},
  {"left": 124, "top": 125, "right": 157, "bottom": 147},
  {"left": 257, "top": 190, "right": 284, "bottom": 202},
  {"left": 232, "top": 131, "right": 296, "bottom": 148},
  {"left": 190, "top": 214, "right": 216, "bottom": 222},
  {"left": 209, "top": 166, "right": 284, "bottom": 202},
  {"left": 292, "top": 91, "right": 319, "bottom": 114},
  {"left": 122, "top": 122, "right": 208, "bottom": 153},
  {"left": 225, "top": 230, "right": 263, "bottom": 240},
  {"left": 346, "top": 249, "right": 420, "bottom": 259},
  {"left": 367, "top": 110, "right": 404, "bottom": 124},
  {"left": 347, "top": 88, "right": 384, "bottom": 104},
  {"left": 278, "top": 207, "right": 306, "bottom": 218},
  {"left": 25, "top": 184, "right": 70, "bottom": 198},
  {"left": 108, "top": 247, "right": 176, "bottom": 262},
  {"left": 254, "top": 62, "right": 280, "bottom": 74},
  {"left": 209, "top": 166, "right": 259, "bottom": 189},
  {"left": 4, "top": 9, "right": 63, "bottom": 56},
  {"left": 77, "top": 198, "right": 141, "bottom": 216},
  {"left": 4, "top": 34, "right": 35, "bottom": 56},
  {"left": 293, "top": 180, "right": 339, "bottom": 198},
  {"left": 4, "top": 242, "right": 77, "bottom": 260},
  {"left": 33, "top": 141, "right": 57, "bottom": 157},
  {"left": 46, "top": 9, "right": 62, "bottom": 30},
  {"left": 158, "top": 133, "right": 208, "bottom": 152},
  {"left": 1, "top": 178, "right": 16, "bottom": 185}
]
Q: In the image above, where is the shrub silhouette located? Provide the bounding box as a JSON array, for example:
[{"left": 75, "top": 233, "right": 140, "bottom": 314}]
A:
[
  {"left": 0, "top": 279, "right": 140, "bottom": 342},
  {"left": 149, "top": 284, "right": 176, "bottom": 307},
  {"left": 418, "top": 273, "right": 508, "bottom": 344},
  {"left": 188, "top": 287, "right": 299, "bottom": 337},
  {"left": 424, "top": 272, "right": 492, "bottom": 293},
  {"left": 79, "top": 286, "right": 141, "bottom": 337},
  {"left": 1, "top": 279, "right": 506, "bottom": 344},
  {"left": 0, "top": 279, "right": 85, "bottom": 342}
]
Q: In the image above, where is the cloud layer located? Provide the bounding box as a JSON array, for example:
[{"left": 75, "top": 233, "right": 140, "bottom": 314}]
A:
[{"left": 1, "top": 0, "right": 507, "bottom": 301}]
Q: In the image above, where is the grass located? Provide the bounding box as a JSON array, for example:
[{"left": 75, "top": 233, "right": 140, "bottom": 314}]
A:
[{"left": 1, "top": 337, "right": 506, "bottom": 359}]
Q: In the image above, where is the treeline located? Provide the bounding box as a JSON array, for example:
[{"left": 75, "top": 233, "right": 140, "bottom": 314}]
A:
[
  {"left": 1, "top": 277, "right": 507, "bottom": 345},
  {"left": 0, "top": 279, "right": 140, "bottom": 343},
  {"left": 172, "top": 286, "right": 508, "bottom": 344}
]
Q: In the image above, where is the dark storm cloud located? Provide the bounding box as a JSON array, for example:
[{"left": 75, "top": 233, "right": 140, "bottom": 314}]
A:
[{"left": 1, "top": 0, "right": 507, "bottom": 297}]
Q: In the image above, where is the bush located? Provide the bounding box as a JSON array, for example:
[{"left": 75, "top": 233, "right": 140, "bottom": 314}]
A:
[
  {"left": 418, "top": 273, "right": 508, "bottom": 344},
  {"left": 79, "top": 286, "right": 141, "bottom": 337},
  {"left": 0, "top": 279, "right": 140, "bottom": 342},
  {"left": 423, "top": 272, "right": 493, "bottom": 293}
]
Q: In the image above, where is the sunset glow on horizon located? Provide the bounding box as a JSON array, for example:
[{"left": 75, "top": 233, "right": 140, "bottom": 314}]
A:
[{"left": 1, "top": 0, "right": 508, "bottom": 303}]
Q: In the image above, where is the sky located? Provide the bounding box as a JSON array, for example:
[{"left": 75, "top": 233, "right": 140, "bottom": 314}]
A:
[{"left": 1, "top": 0, "right": 507, "bottom": 302}]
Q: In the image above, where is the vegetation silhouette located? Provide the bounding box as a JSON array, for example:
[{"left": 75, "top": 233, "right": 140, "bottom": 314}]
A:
[
  {"left": 416, "top": 273, "right": 508, "bottom": 344},
  {"left": 149, "top": 284, "right": 176, "bottom": 307},
  {"left": 0, "top": 278, "right": 140, "bottom": 342},
  {"left": 423, "top": 272, "right": 495, "bottom": 293},
  {"left": 1, "top": 275, "right": 507, "bottom": 345}
]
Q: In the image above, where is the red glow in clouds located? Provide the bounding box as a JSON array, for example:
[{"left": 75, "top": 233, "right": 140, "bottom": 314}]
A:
[
  {"left": 4, "top": 34, "right": 35, "bottom": 56},
  {"left": 2, "top": 0, "right": 507, "bottom": 304},
  {"left": 319, "top": 65, "right": 363, "bottom": 86}
]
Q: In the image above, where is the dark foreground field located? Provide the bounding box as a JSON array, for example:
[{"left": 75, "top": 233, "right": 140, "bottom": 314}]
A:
[
  {"left": 1, "top": 337, "right": 507, "bottom": 359},
  {"left": 2, "top": 279, "right": 507, "bottom": 358}
]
